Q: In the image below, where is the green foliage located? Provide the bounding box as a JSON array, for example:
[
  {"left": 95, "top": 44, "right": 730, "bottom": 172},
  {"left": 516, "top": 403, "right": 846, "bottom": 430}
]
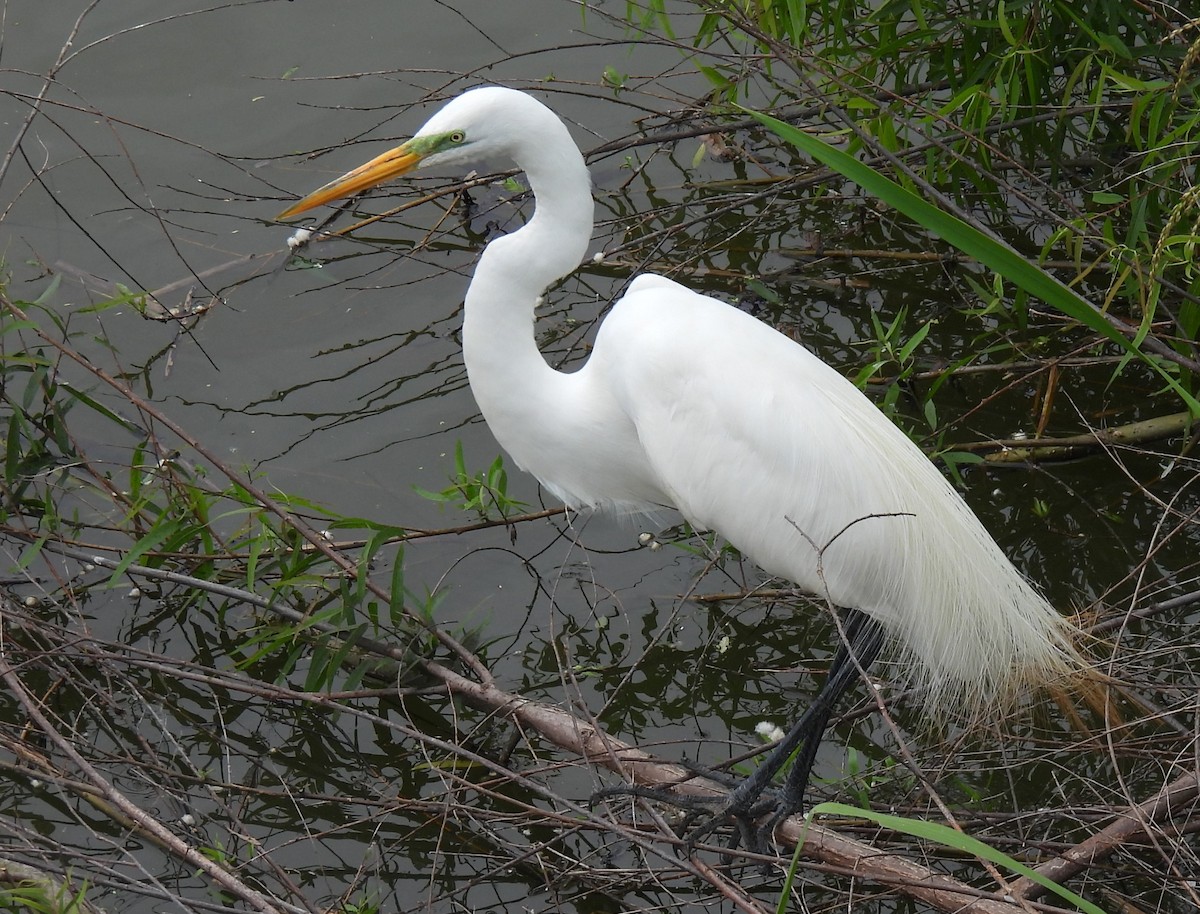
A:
[
  {"left": 414, "top": 441, "right": 527, "bottom": 521},
  {"left": 602, "top": 64, "right": 629, "bottom": 93},
  {"left": 0, "top": 876, "right": 89, "bottom": 914},
  {"left": 197, "top": 837, "right": 238, "bottom": 868},
  {"left": 0, "top": 281, "right": 518, "bottom": 702},
  {"left": 842, "top": 745, "right": 896, "bottom": 808},
  {"left": 0, "top": 288, "right": 426, "bottom": 694},
  {"left": 936, "top": 448, "right": 985, "bottom": 489},
  {"left": 340, "top": 895, "right": 381, "bottom": 914},
  {"left": 759, "top": 112, "right": 1175, "bottom": 365},
  {"left": 751, "top": 106, "right": 1200, "bottom": 413},
  {"left": 853, "top": 306, "right": 933, "bottom": 420}
]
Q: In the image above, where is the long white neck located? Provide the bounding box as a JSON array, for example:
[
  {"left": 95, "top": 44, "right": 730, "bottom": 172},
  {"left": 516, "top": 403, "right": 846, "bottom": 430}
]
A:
[{"left": 460, "top": 113, "right": 593, "bottom": 459}]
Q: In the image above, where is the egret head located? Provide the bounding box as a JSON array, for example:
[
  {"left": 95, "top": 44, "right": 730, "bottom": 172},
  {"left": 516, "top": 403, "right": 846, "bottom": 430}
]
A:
[{"left": 277, "top": 86, "right": 542, "bottom": 220}]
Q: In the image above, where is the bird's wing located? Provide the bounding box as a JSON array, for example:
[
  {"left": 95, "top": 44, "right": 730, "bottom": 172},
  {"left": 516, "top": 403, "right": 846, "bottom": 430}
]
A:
[{"left": 595, "top": 274, "right": 968, "bottom": 621}]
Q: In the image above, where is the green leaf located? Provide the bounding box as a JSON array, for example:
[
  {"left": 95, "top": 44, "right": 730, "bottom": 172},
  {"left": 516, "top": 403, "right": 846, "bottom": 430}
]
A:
[
  {"left": 896, "top": 320, "right": 932, "bottom": 361},
  {"left": 309, "top": 623, "right": 367, "bottom": 692},
  {"left": 697, "top": 65, "right": 732, "bottom": 94},
  {"left": 108, "top": 518, "right": 185, "bottom": 583},
  {"left": 745, "top": 279, "right": 781, "bottom": 304},
  {"left": 389, "top": 544, "right": 406, "bottom": 627},
  {"left": 0, "top": 317, "right": 38, "bottom": 337},
  {"left": 16, "top": 534, "right": 48, "bottom": 571},
  {"left": 412, "top": 485, "right": 455, "bottom": 504},
  {"left": 246, "top": 522, "right": 262, "bottom": 589},
  {"left": 996, "top": 0, "right": 1017, "bottom": 47}
]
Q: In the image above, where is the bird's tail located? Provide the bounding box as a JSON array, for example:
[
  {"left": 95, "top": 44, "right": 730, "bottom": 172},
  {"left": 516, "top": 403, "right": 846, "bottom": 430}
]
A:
[{"left": 895, "top": 558, "right": 1097, "bottom": 724}]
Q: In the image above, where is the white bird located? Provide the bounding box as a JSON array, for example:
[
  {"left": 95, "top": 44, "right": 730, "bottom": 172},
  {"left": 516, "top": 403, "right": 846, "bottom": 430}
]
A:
[{"left": 278, "top": 86, "right": 1087, "bottom": 838}]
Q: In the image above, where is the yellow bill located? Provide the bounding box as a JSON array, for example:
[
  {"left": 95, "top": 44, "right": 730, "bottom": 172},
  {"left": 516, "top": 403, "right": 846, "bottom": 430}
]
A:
[{"left": 277, "top": 141, "right": 424, "bottom": 220}]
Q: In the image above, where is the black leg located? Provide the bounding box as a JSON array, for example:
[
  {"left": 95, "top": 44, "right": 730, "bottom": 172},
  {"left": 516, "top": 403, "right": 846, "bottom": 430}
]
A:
[
  {"left": 770, "top": 610, "right": 884, "bottom": 821},
  {"left": 687, "top": 608, "right": 885, "bottom": 847}
]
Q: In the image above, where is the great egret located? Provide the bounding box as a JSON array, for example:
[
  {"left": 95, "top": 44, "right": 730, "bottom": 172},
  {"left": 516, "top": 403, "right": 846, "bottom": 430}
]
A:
[{"left": 278, "top": 86, "right": 1086, "bottom": 840}]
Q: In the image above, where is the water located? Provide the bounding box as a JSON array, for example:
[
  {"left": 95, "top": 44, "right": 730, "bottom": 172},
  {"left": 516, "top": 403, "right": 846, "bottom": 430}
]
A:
[{"left": 1, "top": 2, "right": 1197, "bottom": 913}]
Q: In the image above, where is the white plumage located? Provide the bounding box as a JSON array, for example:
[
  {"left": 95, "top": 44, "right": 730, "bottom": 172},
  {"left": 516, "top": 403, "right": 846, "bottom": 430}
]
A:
[{"left": 280, "top": 86, "right": 1085, "bottom": 822}]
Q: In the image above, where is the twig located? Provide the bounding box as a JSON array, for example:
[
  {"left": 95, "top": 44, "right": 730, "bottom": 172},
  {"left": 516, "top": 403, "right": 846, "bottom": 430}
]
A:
[
  {"left": 419, "top": 658, "right": 1030, "bottom": 914},
  {"left": 0, "top": 291, "right": 492, "bottom": 685},
  {"left": 962, "top": 412, "right": 1195, "bottom": 463}
]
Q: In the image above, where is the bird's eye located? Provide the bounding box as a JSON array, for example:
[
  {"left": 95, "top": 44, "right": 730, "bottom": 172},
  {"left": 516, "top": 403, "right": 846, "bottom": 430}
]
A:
[{"left": 449, "top": 130, "right": 466, "bottom": 144}]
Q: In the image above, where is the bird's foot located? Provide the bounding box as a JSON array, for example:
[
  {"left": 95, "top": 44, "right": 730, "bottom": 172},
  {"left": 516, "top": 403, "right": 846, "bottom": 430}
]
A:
[
  {"left": 591, "top": 780, "right": 734, "bottom": 834},
  {"left": 683, "top": 780, "right": 812, "bottom": 859},
  {"left": 681, "top": 795, "right": 779, "bottom": 856},
  {"left": 593, "top": 774, "right": 794, "bottom": 859}
]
